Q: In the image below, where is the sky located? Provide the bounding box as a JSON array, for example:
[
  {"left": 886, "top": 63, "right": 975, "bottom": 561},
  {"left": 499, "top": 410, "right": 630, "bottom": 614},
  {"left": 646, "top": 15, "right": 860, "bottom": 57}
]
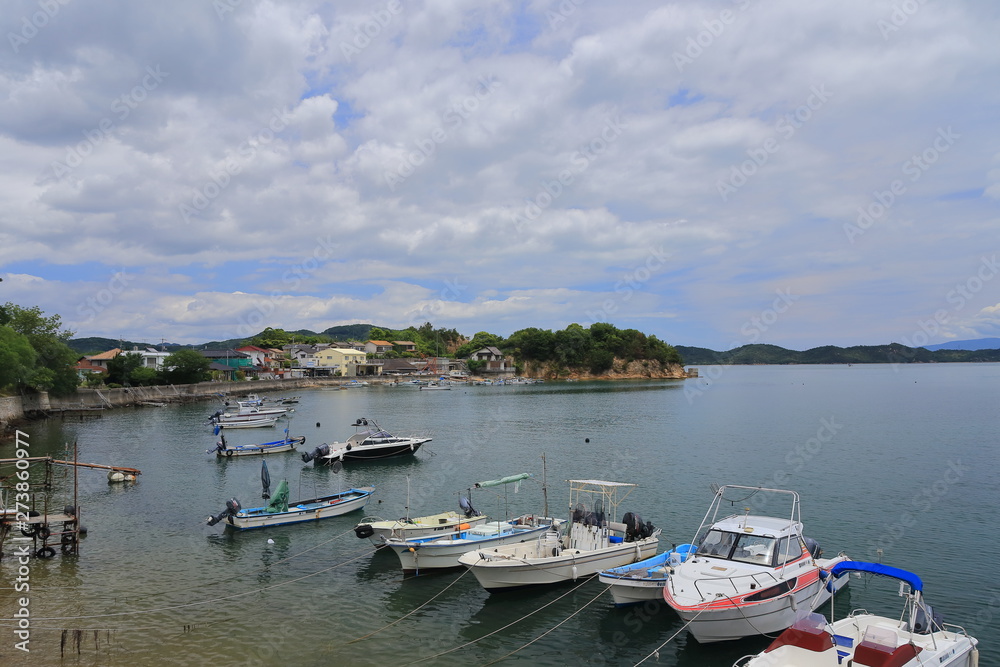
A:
[{"left": 1, "top": 0, "right": 998, "bottom": 351}]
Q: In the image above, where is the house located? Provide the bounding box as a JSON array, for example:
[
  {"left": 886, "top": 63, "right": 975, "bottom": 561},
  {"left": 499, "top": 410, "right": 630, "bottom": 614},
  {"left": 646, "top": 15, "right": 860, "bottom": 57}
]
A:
[
  {"left": 381, "top": 359, "right": 418, "bottom": 375},
  {"left": 199, "top": 349, "right": 253, "bottom": 368},
  {"left": 75, "top": 357, "right": 108, "bottom": 378},
  {"left": 469, "top": 346, "right": 508, "bottom": 372},
  {"left": 85, "top": 348, "right": 122, "bottom": 371},
  {"left": 313, "top": 348, "right": 367, "bottom": 377},
  {"left": 364, "top": 340, "right": 394, "bottom": 355},
  {"left": 129, "top": 346, "right": 171, "bottom": 370},
  {"left": 393, "top": 340, "right": 417, "bottom": 353},
  {"left": 236, "top": 345, "right": 275, "bottom": 368}
]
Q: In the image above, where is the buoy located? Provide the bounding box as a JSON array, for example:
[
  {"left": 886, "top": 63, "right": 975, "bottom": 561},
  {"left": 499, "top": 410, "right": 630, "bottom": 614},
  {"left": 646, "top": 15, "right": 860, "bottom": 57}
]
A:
[
  {"left": 585, "top": 438, "right": 590, "bottom": 443},
  {"left": 316, "top": 422, "right": 321, "bottom": 427},
  {"left": 267, "top": 538, "right": 274, "bottom": 544}
]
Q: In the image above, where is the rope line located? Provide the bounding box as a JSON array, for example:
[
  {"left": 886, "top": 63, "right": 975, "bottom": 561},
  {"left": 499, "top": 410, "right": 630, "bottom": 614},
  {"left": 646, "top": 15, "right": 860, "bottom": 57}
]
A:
[
  {"left": 633, "top": 604, "right": 709, "bottom": 666},
  {"left": 401, "top": 575, "right": 597, "bottom": 666},
  {"left": 345, "top": 568, "right": 472, "bottom": 644},
  {"left": 480, "top": 583, "right": 610, "bottom": 666}
]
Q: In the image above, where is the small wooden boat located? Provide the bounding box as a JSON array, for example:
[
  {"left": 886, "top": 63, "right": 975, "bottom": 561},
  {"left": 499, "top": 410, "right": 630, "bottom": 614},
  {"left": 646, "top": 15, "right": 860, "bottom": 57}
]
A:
[
  {"left": 354, "top": 508, "right": 489, "bottom": 546},
  {"left": 598, "top": 543, "right": 697, "bottom": 606},
  {"left": 209, "top": 431, "right": 305, "bottom": 457},
  {"left": 207, "top": 460, "right": 373, "bottom": 530}
]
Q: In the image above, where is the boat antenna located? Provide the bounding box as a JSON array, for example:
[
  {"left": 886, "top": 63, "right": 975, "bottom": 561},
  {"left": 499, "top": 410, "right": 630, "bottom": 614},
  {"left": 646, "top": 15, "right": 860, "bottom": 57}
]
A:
[{"left": 541, "top": 453, "right": 549, "bottom": 518}]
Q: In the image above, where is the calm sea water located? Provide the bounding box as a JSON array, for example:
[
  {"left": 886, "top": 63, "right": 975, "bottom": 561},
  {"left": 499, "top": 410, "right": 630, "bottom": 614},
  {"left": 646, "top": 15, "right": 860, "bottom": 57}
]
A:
[{"left": 1, "top": 364, "right": 996, "bottom": 666}]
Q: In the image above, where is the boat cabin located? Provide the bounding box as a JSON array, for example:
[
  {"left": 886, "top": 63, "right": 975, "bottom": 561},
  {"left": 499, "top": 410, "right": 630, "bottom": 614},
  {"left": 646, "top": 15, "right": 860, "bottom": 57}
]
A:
[{"left": 696, "top": 516, "right": 806, "bottom": 568}]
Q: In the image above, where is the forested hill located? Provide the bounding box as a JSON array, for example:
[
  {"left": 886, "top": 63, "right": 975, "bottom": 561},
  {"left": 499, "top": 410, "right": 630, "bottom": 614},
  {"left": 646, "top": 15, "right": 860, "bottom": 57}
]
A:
[{"left": 675, "top": 344, "right": 1000, "bottom": 365}]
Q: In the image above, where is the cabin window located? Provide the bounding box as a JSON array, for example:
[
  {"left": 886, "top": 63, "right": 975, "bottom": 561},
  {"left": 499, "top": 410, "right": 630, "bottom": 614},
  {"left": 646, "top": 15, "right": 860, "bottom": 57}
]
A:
[
  {"left": 696, "top": 529, "right": 737, "bottom": 558},
  {"left": 773, "top": 536, "right": 802, "bottom": 566},
  {"left": 730, "top": 534, "right": 775, "bottom": 565}
]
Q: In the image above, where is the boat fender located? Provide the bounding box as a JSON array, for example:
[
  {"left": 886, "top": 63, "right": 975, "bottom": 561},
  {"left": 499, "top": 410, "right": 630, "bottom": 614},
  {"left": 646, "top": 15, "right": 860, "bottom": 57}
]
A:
[
  {"left": 346, "top": 444, "right": 352, "bottom": 451},
  {"left": 301, "top": 436, "right": 305, "bottom": 444},
  {"left": 38, "top": 525, "right": 51, "bottom": 540},
  {"left": 226, "top": 449, "right": 234, "bottom": 458},
  {"left": 354, "top": 524, "right": 375, "bottom": 539},
  {"left": 789, "top": 596, "right": 798, "bottom": 612},
  {"left": 572, "top": 565, "right": 578, "bottom": 581},
  {"left": 36, "top": 546, "right": 56, "bottom": 559}
]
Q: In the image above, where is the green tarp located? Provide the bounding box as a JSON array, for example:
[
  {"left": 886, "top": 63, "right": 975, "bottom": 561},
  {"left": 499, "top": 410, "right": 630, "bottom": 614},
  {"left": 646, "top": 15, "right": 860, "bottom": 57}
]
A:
[{"left": 265, "top": 480, "right": 290, "bottom": 513}]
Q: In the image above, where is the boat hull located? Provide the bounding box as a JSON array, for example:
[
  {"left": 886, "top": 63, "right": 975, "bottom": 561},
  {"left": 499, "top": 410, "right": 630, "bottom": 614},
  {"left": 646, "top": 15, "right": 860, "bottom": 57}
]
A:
[
  {"left": 216, "top": 436, "right": 305, "bottom": 457},
  {"left": 358, "top": 512, "right": 490, "bottom": 546},
  {"left": 316, "top": 439, "right": 430, "bottom": 463},
  {"left": 216, "top": 418, "right": 280, "bottom": 429},
  {"left": 666, "top": 555, "right": 850, "bottom": 643},
  {"left": 223, "top": 487, "right": 374, "bottom": 530},
  {"left": 387, "top": 520, "right": 558, "bottom": 573},
  {"left": 460, "top": 537, "right": 659, "bottom": 592}
]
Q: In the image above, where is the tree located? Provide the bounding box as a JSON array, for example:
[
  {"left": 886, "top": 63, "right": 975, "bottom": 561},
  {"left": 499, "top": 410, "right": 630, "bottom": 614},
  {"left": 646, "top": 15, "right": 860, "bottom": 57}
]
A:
[
  {"left": 0, "top": 327, "right": 37, "bottom": 392},
  {"left": 129, "top": 366, "right": 160, "bottom": 386},
  {"left": 0, "top": 302, "right": 79, "bottom": 396},
  {"left": 160, "top": 349, "right": 212, "bottom": 384},
  {"left": 455, "top": 331, "right": 504, "bottom": 358},
  {"left": 250, "top": 327, "right": 292, "bottom": 349},
  {"left": 106, "top": 352, "right": 144, "bottom": 385}
]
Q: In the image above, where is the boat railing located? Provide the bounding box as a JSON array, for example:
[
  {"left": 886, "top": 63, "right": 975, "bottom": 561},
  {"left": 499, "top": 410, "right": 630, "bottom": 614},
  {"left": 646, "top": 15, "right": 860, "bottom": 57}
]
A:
[{"left": 691, "top": 569, "right": 781, "bottom": 602}]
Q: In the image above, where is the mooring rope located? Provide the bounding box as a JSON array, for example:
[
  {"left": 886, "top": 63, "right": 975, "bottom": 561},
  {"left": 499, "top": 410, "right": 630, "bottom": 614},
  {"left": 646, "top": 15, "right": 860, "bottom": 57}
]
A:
[
  {"left": 479, "top": 582, "right": 611, "bottom": 666},
  {"left": 345, "top": 567, "right": 472, "bottom": 644},
  {"left": 633, "top": 604, "right": 709, "bottom": 666},
  {"left": 401, "top": 575, "right": 597, "bottom": 666}
]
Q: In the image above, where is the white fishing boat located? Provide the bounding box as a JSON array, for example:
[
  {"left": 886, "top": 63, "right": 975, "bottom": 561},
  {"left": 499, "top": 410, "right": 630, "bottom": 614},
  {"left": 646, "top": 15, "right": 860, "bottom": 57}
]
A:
[
  {"left": 418, "top": 382, "right": 451, "bottom": 390},
  {"left": 384, "top": 472, "right": 561, "bottom": 574},
  {"left": 206, "top": 460, "right": 373, "bottom": 530},
  {"left": 214, "top": 416, "right": 282, "bottom": 429},
  {"left": 209, "top": 430, "right": 305, "bottom": 457},
  {"left": 300, "top": 417, "right": 431, "bottom": 464},
  {"left": 663, "top": 484, "right": 850, "bottom": 643},
  {"left": 457, "top": 479, "right": 660, "bottom": 592},
  {"left": 734, "top": 562, "right": 980, "bottom": 667},
  {"left": 598, "top": 543, "right": 697, "bottom": 606}
]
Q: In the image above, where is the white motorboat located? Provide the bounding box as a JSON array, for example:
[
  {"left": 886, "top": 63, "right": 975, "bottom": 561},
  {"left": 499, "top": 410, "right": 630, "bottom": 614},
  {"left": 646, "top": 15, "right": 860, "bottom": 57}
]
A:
[
  {"left": 734, "top": 561, "right": 980, "bottom": 667},
  {"left": 663, "top": 484, "right": 850, "bottom": 643},
  {"left": 457, "top": 479, "right": 660, "bottom": 592},
  {"left": 300, "top": 417, "right": 431, "bottom": 464},
  {"left": 598, "top": 543, "right": 697, "bottom": 606},
  {"left": 215, "top": 416, "right": 282, "bottom": 429}
]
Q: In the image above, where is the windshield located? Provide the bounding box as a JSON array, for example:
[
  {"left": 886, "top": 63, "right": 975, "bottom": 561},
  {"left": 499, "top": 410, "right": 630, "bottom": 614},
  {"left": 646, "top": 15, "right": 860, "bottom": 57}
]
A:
[
  {"left": 696, "top": 529, "right": 737, "bottom": 557},
  {"left": 730, "top": 534, "right": 776, "bottom": 565}
]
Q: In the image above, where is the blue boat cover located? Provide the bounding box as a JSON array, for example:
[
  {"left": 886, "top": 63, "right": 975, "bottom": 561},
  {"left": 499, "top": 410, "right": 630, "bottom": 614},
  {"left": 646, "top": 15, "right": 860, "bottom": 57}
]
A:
[{"left": 830, "top": 561, "right": 922, "bottom": 591}]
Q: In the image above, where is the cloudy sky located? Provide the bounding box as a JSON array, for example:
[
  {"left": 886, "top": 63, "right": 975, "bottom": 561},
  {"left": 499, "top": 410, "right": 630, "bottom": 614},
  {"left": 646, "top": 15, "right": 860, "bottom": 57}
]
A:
[{"left": 1, "top": 0, "right": 998, "bottom": 350}]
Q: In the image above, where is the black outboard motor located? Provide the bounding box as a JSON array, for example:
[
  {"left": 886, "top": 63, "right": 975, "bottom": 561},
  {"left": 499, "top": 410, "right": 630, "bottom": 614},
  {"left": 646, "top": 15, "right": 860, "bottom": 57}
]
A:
[
  {"left": 459, "top": 496, "right": 478, "bottom": 518},
  {"left": 912, "top": 603, "right": 944, "bottom": 634},
  {"left": 622, "top": 512, "right": 656, "bottom": 541},
  {"left": 803, "top": 537, "right": 823, "bottom": 558},
  {"left": 300, "top": 444, "right": 331, "bottom": 463},
  {"left": 207, "top": 498, "right": 241, "bottom": 526}
]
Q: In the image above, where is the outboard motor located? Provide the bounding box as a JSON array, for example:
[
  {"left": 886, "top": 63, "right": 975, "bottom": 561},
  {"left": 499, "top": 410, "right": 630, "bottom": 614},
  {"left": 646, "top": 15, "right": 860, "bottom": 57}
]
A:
[
  {"left": 803, "top": 537, "right": 823, "bottom": 558},
  {"left": 622, "top": 511, "right": 643, "bottom": 542},
  {"left": 300, "top": 444, "right": 331, "bottom": 463},
  {"left": 207, "top": 498, "right": 241, "bottom": 526},
  {"left": 912, "top": 604, "right": 944, "bottom": 634},
  {"left": 459, "top": 496, "right": 478, "bottom": 518}
]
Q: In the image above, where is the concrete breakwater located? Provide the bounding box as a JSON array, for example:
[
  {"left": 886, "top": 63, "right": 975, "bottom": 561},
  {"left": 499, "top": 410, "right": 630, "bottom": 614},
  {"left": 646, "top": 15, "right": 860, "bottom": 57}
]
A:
[{"left": 0, "top": 377, "right": 373, "bottom": 437}]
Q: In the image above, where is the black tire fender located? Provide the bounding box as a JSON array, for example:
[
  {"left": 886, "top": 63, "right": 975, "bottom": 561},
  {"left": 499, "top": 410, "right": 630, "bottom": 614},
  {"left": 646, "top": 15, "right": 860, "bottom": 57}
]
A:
[{"left": 226, "top": 449, "right": 234, "bottom": 458}]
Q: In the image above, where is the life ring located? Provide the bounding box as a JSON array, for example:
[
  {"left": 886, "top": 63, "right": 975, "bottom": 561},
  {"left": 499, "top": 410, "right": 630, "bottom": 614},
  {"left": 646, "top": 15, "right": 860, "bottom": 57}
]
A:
[
  {"left": 300, "top": 436, "right": 306, "bottom": 445},
  {"left": 225, "top": 449, "right": 234, "bottom": 458},
  {"left": 36, "top": 546, "right": 56, "bottom": 559}
]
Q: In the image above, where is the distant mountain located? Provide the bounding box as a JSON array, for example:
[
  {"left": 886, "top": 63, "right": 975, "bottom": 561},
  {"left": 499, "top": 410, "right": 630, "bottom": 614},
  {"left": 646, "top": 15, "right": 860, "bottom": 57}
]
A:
[
  {"left": 67, "top": 337, "right": 183, "bottom": 354},
  {"left": 923, "top": 338, "right": 1000, "bottom": 351},
  {"left": 320, "top": 324, "right": 375, "bottom": 339},
  {"left": 675, "top": 344, "right": 1000, "bottom": 365}
]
